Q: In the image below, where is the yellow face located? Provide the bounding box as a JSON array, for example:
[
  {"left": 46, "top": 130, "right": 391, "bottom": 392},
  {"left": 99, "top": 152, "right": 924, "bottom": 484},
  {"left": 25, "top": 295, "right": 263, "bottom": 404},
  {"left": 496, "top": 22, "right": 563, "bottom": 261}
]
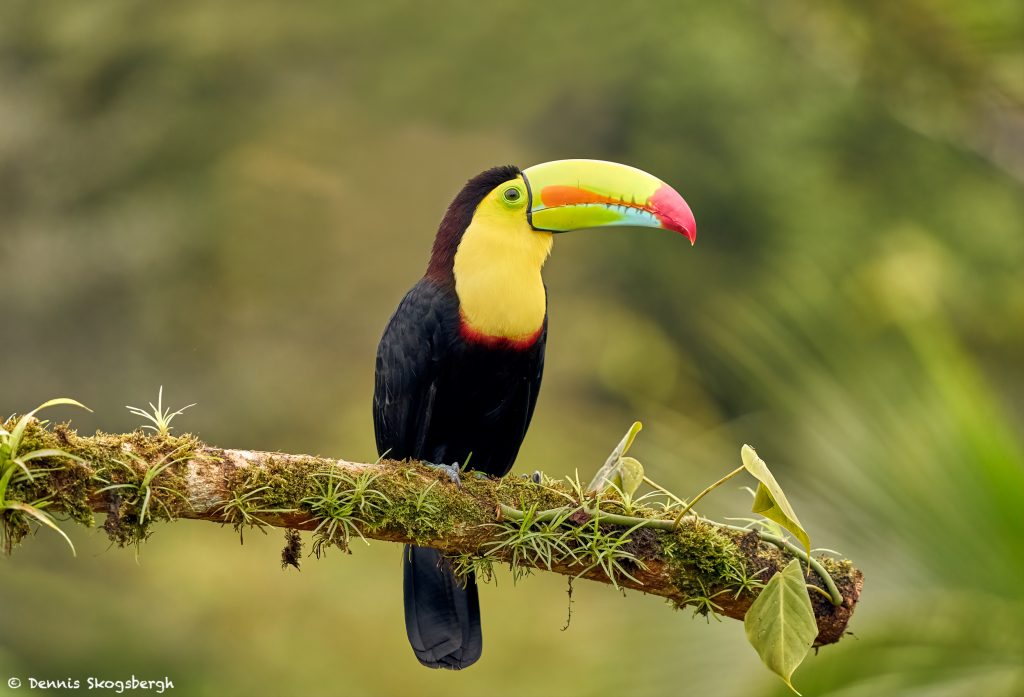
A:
[{"left": 452, "top": 176, "right": 553, "bottom": 341}]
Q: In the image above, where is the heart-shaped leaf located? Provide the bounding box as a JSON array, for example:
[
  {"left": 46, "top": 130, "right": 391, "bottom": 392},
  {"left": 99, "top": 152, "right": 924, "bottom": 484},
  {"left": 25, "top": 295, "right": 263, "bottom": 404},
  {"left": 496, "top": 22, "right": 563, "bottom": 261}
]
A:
[
  {"left": 744, "top": 559, "right": 817, "bottom": 694},
  {"left": 741, "top": 445, "right": 810, "bottom": 557}
]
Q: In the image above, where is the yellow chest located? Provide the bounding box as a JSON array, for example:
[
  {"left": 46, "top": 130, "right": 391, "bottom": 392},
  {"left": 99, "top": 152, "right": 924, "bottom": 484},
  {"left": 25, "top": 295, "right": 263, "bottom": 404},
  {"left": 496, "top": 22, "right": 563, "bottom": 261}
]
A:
[{"left": 452, "top": 212, "right": 552, "bottom": 341}]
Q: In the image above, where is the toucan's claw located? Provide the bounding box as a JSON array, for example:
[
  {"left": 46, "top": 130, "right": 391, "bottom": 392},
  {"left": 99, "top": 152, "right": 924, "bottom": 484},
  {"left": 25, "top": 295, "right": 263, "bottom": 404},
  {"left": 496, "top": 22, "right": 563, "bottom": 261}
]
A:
[{"left": 423, "top": 461, "right": 463, "bottom": 488}]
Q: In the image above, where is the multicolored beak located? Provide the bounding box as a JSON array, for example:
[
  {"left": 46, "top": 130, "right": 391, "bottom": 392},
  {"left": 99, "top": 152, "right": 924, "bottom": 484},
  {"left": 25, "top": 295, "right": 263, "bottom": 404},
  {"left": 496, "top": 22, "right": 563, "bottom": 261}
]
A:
[{"left": 521, "top": 159, "right": 696, "bottom": 244}]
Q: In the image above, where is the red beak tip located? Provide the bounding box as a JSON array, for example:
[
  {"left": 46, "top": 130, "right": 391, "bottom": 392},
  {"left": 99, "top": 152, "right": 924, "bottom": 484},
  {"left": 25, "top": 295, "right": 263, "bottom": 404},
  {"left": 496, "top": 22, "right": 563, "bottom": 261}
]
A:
[
  {"left": 650, "top": 183, "right": 696, "bottom": 245},
  {"left": 672, "top": 219, "right": 696, "bottom": 245}
]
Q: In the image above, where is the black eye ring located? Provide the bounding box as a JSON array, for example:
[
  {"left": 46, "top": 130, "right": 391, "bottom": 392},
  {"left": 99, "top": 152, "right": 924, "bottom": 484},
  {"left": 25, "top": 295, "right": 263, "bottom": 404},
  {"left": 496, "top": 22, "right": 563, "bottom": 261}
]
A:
[{"left": 503, "top": 187, "right": 522, "bottom": 203}]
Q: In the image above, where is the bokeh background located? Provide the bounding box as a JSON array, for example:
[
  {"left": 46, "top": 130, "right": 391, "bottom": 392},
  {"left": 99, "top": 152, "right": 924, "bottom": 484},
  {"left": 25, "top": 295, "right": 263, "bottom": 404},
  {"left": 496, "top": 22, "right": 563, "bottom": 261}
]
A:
[{"left": 3, "top": 1, "right": 1022, "bottom": 695}]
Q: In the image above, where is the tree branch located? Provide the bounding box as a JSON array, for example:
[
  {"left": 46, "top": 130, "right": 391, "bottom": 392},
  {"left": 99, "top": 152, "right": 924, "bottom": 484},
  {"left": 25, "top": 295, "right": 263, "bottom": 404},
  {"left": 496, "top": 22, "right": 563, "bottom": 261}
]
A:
[{"left": 5, "top": 420, "right": 862, "bottom": 646}]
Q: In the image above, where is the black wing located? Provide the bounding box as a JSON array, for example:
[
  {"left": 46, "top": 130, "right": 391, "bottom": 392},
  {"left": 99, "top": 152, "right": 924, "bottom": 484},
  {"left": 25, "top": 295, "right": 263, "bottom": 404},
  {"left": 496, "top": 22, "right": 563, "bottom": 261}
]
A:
[
  {"left": 522, "top": 319, "right": 546, "bottom": 434},
  {"left": 373, "top": 280, "right": 455, "bottom": 460}
]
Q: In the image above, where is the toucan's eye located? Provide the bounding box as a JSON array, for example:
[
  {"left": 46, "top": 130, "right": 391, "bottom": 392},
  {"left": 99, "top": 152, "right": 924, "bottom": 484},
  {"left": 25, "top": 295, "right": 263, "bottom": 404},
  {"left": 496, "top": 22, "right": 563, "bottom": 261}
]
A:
[{"left": 502, "top": 187, "right": 523, "bottom": 204}]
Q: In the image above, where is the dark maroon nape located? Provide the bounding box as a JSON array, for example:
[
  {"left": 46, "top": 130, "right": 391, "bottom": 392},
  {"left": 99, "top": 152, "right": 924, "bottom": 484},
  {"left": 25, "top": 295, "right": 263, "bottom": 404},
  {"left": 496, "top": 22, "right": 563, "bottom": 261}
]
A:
[{"left": 425, "top": 165, "right": 521, "bottom": 283}]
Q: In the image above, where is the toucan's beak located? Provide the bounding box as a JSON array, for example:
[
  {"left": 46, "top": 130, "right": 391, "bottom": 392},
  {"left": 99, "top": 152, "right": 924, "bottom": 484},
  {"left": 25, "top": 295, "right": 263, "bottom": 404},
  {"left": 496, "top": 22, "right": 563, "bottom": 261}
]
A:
[{"left": 522, "top": 159, "right": 696, "bottom": 244}]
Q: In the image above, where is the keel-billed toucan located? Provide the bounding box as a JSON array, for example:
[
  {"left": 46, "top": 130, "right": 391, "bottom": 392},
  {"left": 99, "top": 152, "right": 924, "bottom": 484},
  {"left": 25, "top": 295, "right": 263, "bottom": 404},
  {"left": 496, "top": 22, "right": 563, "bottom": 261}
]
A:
[{"left": 373, "top": 159, "right": 696, "bottom": 670}]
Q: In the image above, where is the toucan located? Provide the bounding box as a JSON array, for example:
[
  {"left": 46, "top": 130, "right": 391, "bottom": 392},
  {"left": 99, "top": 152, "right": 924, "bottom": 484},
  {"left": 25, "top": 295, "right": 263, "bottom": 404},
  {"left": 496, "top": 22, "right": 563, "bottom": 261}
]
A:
[{"left": 372, "top": 159, "right": 696, "bottom": 670}]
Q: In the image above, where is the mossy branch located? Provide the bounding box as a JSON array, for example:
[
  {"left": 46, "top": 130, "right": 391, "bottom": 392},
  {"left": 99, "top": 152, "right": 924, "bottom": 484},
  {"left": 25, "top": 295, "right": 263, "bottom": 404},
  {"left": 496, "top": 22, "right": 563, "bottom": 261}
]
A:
[{"left": 4, "top": 418, "right": 862, "bottom": 647}]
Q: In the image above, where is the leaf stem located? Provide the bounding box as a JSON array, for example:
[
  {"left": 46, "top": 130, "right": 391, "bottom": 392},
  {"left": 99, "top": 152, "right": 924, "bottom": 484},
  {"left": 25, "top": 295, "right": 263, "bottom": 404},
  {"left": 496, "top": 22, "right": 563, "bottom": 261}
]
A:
[
  {"left": 673, "top": 465, "right": 745, "bottom": 528},
  {"left": 719, "top": 523, "right": 842, "bottom": 606},
  {"left": 642, "top": 475, "right": 689, "bottom": 508},
  {"left": 498, "top": 503, "right": 679, "bottom": 531}
]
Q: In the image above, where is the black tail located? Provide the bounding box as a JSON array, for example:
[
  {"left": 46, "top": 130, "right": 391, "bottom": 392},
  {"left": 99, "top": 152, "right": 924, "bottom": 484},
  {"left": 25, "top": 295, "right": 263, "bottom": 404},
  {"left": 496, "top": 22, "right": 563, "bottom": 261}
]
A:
[{"left": 402, "top": 545, "right": 482, "bottom": 669}]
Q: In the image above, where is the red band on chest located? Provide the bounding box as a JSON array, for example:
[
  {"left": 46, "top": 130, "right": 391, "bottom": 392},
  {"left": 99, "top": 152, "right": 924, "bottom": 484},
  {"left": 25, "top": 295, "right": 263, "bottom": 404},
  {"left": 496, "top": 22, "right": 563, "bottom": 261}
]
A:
[{"left": 458, "top": 315, "right": 543, "bottom": 351}]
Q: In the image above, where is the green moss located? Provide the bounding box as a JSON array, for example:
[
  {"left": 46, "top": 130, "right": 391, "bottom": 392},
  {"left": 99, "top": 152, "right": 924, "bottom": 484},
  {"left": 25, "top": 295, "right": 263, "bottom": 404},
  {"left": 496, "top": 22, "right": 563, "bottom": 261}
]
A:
[
  {"left": 363, "top": 463, "right": 472, "bottom": 543},
  {"left": 91, "top": 435, "right": 197, "bottom": 548},
  {"left": 234, "top": 456, "right": 320, "bottom": 509},
  {"left": 3, "top": 418, "right": 200, "bottom": 551},
  {"left": 655, "top": 519, "right": 747, "bottom": 611},
  {"left": 212, "top": 455, "right": 316, "bottom": 546},
  {"left": 212, "top": 459, "right": 495, "bottom": 553},
  {"left": 488, "top": 475, "right": 574, "bottom": 512},
  {"left": 2, "top": 418, "right": 96, "bottom": 552}
]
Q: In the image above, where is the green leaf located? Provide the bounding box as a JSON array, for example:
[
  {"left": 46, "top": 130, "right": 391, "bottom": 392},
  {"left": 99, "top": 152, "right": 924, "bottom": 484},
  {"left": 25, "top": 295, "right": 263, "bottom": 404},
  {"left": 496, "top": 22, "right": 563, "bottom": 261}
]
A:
[
  {"left": 744, "top": 559, "right": 817, "bottom": 694},
  {"left": 613, "top": 456, "right": 645, "bottom": 497},
  {"left": 0, "top": 464, "right": 16, "bottom": 504},
  {"left": 587, "top": 421, "right": 643, "bottom": 493},
  {"left": 741, "top": 445, "right": 810, "bottom": 557},
  {"left": 9, "top": 458, "right": 37, "bottom": 482},
  {"left": 8, "top": 398, "right": 91, "bottom": 457},
  {"left": 3, "top": 501, "right": 77, "bottom": 556},
  {"left": 16, "top": 448, "right": 88, "bottom": 465}
]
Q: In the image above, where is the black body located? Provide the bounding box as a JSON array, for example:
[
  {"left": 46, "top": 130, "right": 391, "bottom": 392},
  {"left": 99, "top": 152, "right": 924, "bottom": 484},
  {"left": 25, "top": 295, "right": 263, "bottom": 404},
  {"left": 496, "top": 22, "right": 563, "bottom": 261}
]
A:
[{"left": 373, "top": 278, "right": 546, "bottom": 669}]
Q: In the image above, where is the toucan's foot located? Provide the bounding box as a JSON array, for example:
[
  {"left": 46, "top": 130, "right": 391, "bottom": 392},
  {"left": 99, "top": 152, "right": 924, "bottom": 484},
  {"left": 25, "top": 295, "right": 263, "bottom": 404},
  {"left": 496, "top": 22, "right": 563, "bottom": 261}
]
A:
[
  {"left": 519, "top": 471, "right": 544, "bottom": 484},
  {"left": 424, "top": 461, "right": 462, "bottom": 488}
]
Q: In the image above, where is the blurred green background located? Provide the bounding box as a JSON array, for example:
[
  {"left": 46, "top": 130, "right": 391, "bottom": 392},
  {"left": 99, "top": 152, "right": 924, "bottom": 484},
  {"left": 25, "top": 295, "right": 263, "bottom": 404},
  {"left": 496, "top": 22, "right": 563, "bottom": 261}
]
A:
[{"left": 2, "top": 1, "right": 1022, "bottom": 695}]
